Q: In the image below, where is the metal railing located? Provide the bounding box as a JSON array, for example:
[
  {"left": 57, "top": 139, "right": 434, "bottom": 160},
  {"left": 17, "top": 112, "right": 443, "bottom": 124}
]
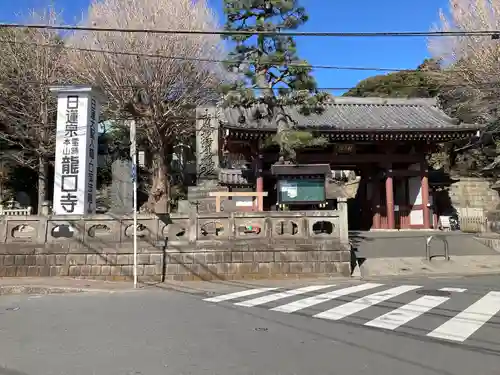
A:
[{"left": 425, "top": 235, "right": 450, "bottom": 261}]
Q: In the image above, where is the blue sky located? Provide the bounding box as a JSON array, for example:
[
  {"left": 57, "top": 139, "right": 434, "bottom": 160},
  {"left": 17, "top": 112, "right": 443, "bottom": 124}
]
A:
[{"left": 0, "top": 0, "right": 450, "bottom": 94}]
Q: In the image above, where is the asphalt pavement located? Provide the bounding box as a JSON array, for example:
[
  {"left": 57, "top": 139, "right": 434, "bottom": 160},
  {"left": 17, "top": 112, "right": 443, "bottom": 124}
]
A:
[{"left": 0, "top": 276, "right": 499, "bottom": 375}]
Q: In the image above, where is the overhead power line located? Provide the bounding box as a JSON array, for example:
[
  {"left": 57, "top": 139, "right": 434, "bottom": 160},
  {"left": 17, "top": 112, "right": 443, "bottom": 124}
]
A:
[
  {"left": 0, "top": 39, "right": 407, "bottom": 72},
  {"left": 1, "top": 22, "right": 500, "bottom": 38},
  {"left": 0, "top": 38, "right": 495, "bottom": 79},
  {"left": 0, "top": 38, "right": 488, "bottom": 75},
  {"left": 1, "top": 75, "right": 499, "bottom": 93}
]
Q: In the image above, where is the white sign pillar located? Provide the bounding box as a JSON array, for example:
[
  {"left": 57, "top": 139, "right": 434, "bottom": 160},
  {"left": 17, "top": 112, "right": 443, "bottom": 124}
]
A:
[{"left": 50, "top": 86, "right": 104, "bottom": 216}]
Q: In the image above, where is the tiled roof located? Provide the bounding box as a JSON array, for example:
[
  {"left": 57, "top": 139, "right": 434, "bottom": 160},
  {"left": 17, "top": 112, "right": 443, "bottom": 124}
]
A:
[{"left": 219, "top": 97, "right": 480, "bottom": 131}]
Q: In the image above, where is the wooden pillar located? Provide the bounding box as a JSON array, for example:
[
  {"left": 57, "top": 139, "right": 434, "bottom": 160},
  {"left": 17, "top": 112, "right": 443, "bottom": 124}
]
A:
[
  {"left": 256, "top": 177, "right": 264, "bottom": 211},
  {"left": 255, "top": 142, "right": 264, "bottom": 211},
  {"left": 358, "top": 178, "right": 367, "bottom": 228},
  {"left": 385, "top": 166, "right": 395, "bottom": 230},
  {"left": 421, "top": 161, "right": 431, "bottom": 229},
  {"left": 372, "top": 179, "right": 381, "bottom": 229}
]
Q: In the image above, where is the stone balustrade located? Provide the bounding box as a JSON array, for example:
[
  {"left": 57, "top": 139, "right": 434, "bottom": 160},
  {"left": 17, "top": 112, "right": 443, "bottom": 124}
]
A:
[
  {"left": 0, "top": 205, "right": 32, "bottom": 216},
  {"left": 0, "top": 200, "right": 350, "bottom": 281}
]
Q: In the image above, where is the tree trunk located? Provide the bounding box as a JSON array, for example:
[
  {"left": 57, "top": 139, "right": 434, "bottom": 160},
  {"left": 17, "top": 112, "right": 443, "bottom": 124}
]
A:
[
  {"left": 255, "top": 69, "right": 292, "bottom": 161},
  {"left": 37, "top": 155, "right": 49, "bottom": 215},
  {"left": 146, "top": 144, "right": 172, "bottom": 213}
]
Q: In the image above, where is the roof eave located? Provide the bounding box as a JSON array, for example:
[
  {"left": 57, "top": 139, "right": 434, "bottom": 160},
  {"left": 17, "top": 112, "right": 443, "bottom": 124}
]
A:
[{"left": 221, "top": 125, "right": 483, "bottom": 133}]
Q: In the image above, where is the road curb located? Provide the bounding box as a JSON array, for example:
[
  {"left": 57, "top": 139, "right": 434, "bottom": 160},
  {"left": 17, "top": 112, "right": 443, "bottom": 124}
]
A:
[{"left": 0, "top": 285, "right": 137, "bottom": 295}]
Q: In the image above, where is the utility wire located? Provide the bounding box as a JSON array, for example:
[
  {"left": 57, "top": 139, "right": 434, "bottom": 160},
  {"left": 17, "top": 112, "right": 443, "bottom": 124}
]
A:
[
  {"left": 1, "top": 75, "right": 498, "bottom": 92},
  {"left": 0, "top": 38, "right": 491, "bottom": 76},
  {"left": 0, "top": 35, "right": 498, "bottom": 92},
  {"left": 0, "top": 39, "right": 405, "bottom": 72},
  {"left": 1, "top": 22, "right": 500, "bottom": 38}
]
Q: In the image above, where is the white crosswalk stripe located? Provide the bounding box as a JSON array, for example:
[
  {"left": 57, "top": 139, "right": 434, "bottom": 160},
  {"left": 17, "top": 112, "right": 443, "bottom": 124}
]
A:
[
  {"left": 314, "top": 285, "right": 421, "bottom": 321},
  {"left": 365, "top": 287, "right": 453, "bottom": 330},
  {"left": 202, "top": 283, "right": 500, "bottom": 344},
  {"left": 203, "top": 287, "right": 279, "bottom": 303},
  {"left": 427, "top": 291, "right": 500, "bottom": 342},
  {"left": 234, "top": 284, "right": 335, "bottom": 307},
  {"left": 271, "top": 283, "right": 382, "bottom": 313}
]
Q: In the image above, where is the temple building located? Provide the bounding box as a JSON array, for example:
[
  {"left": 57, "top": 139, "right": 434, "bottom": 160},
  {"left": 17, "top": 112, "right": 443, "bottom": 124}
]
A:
[{"left": 194, "top": 97, "right": 483, "bottom": 230}]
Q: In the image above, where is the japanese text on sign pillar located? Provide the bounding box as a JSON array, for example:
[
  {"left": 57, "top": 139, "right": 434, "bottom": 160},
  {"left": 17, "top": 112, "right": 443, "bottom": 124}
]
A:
[
  {"left": 87, "top": 98, "right": 97, "bottom": 213},
  {"left": 60, "top": 95, "right": 80, "bottom": 213}
]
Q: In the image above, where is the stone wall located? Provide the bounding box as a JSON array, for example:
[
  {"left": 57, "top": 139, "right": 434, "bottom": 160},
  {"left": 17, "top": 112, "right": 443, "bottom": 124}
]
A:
[
  {"left": 0, "top": 201, "right": 349, "bottom": 281},
  {"left": 448, "top": 177, "right": 500, "bottom": 210}
]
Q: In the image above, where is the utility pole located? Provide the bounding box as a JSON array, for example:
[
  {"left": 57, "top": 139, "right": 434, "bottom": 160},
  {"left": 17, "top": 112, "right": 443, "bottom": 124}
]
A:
[{"left": 130, "top": 119, "right": 138, "bottom": 289}]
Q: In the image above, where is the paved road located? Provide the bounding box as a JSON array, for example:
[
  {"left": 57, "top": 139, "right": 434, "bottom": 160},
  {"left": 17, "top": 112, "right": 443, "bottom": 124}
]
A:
[{"left": 0, "top": 276, "right": 500, "bottom": 375}]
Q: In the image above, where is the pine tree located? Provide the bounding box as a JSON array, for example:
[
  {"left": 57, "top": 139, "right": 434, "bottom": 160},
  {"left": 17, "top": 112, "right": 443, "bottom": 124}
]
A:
[{"left": 221, "top": 0, "right": 330, "bottom": 163}]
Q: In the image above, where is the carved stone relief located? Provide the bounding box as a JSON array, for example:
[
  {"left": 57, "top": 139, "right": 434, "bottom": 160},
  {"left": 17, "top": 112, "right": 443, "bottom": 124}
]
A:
[
  {"left": 196, "top": 107, "right": 220, "bottom": 179},
  {"left": 312, "top": 221, "right": 335, "bottom": 235},
  {"left": 198, "top": 116, "right": 215, "bottom": 177},
  {"left": 237, "top": 224, "right": 262, "bottom": 236},
  {"left": 124, "top": 224, "right": 148, "bottom": 238},
  {"left": 88, "top": 224, "right": 111, "bottom": 237},
  {"left": 199, "top": 220, "right": 225, "bottom": 237},
  {"left": 274, "top": 221, "right": 299, "bottom": 236},
  {"left": 51, "top": 224, "right": 75, "bottom": 239},
  {"left": 162, "top": 223, "right": 187, "bottom": 240},
  {"left": 11, "top": 224, "right": 36, "bottom": 239}
]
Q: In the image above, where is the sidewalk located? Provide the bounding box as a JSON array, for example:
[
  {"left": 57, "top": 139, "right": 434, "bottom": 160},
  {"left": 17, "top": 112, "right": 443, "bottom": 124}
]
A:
[
  {"left": 2, "top": 254, "right": 500, "bottom": 296},
  {"left": 0, "top": 277, "right": 139, "bottom": 295},
  {"left": 356, "top": 254, "right": 500, "bottom": 278},
  {"left": 0, "top": 276, "right": 353, "bottom": 296}
]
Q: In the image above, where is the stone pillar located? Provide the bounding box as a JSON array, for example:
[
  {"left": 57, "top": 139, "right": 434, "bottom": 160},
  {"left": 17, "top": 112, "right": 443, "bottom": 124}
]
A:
[
  {"left": 196, "top": 106, "right": 220, "bottom": 181},
  {"left": 385, "top": 167, "right": 395, "bottom": 230},
  {"left": 189, "top": 106, "right": 227, "bottom": 212},
  {"left": 40, "top": 200, "right": 51, "bottom": 216},
  {"left": 49, "top": 86, "right": 104, "bottom": 216},
  {"left": 421, "top": 162, "right": 431, "bottom": 229},
  {"left": 337, "top": 197, "right": 349, "bottom": 244}
]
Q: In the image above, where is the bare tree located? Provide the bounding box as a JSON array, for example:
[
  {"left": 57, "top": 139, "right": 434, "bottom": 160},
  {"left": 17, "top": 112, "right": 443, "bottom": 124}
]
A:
[
  {"left": 66, "top": 0, "right": 227, "bottom": 213},
  {"left": 0, "top": 7, "right": 69, "bottom": 212},
  {"left": 428, "top": 0, "right": 500, "bottom": 123}
]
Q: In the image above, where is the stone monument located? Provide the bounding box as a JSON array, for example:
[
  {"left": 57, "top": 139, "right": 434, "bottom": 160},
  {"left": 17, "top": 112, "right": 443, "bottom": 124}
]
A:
[
  {"left": 50, "top": 85, "right": 104, "bottom": 216},
  {"left": 188, "top": 106, "right": 227, "bottom": 213},
  {"left": 108, "top": 159, "right": 134, "bottom": 215}
]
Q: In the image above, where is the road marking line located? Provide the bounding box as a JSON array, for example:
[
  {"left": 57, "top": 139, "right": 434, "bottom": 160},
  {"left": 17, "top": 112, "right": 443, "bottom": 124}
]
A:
[
  {"left": 427, "top": 291, "right": 500, "bottom": 342},
  {"left": 234, "top": 285, "right": 335, "bottom": 307},
  {"left": 440, "top": 288, "right": 467, "bottom": 293},
  {"left": 365, "top": 295, "right": 449, "bottom": 330},
  {"left": 314, "top": 285, "right": 421, "bottom": 321},
  {"left": 271, "top": 283, "right": 383, "bottom": 313},
  {"left": 364, "top": 287, "right": 465, "bottom": 330},
  {"left": 203, "top": 288, "right": 279, "bottom": 303}
]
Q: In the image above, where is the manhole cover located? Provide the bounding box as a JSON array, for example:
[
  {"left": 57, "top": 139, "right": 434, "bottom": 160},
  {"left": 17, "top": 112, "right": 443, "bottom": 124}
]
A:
[
  {"left": 254, "top": 327, "right": 268, "bottom": 332},
  {"left": 416, "top": 289, "right": 451, "bottom": 297}
]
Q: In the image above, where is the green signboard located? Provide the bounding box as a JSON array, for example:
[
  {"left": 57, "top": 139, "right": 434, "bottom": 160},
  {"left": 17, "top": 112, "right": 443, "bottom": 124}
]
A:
[{"left": 278, "top": 178, "right": 326, "bottom": 204}]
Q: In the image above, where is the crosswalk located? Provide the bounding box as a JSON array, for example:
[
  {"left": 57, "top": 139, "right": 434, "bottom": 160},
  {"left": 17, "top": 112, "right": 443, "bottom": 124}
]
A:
[{"left": 203, "top": 283, "right": 500, "bottom": 344}]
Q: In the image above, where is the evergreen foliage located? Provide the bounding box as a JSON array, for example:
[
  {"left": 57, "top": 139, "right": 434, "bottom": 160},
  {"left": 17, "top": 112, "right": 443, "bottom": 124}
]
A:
[{"left": 220, "top": 0, "right": 330, "bottom": 162}]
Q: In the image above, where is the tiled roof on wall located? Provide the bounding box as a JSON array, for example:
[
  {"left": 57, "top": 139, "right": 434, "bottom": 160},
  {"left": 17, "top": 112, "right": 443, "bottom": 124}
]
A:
[{"left": 220, "top": 97, "right": 480, "bottom": 131}]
